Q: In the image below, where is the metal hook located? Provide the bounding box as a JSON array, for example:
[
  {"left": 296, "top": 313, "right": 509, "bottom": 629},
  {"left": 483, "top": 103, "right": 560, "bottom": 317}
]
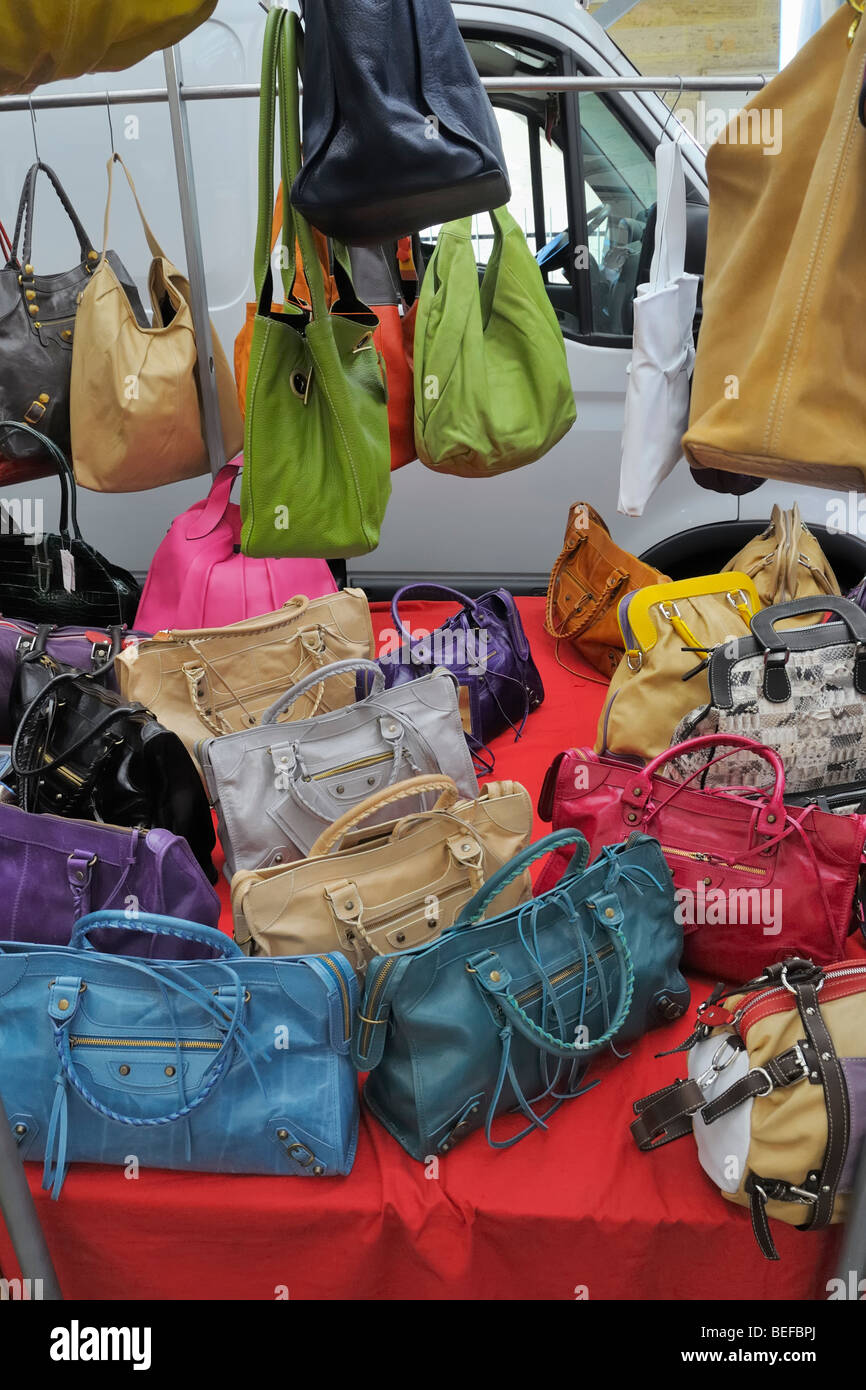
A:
[
  {"left": 28, "top": 96, "right": 41, "bottom": 163},
  {"left": 105, "top": 92, "right": 116, "bottom": 156},
  {"left": 661, "top": 75, "right": 685, "bottom": 141}
]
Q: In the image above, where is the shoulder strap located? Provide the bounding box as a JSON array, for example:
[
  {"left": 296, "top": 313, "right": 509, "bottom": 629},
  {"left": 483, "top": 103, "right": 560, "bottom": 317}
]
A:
[{"left": 99, "top": 154, "right": 167, "bottom": 270}]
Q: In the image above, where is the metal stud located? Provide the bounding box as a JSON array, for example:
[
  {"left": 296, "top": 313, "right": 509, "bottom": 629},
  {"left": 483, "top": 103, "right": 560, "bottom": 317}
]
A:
[
  {"left": 277, "top": 1128, "right": 289, "bottom": 1140},
  {"left": 626, "top": 812, "right": 638, "bottom": 823},
  {"left": 28, "top": 304, "right": 39, "bottom": 316},
  {"left": 335, "top": 784, "right": 345, "bottom": 794},
  {"left": 312, "top": 1165, "right": 324, "bottom": 1176},
  {"left": 395, "top": 932, "right": 406, "bottom": 943},
  {"left": 821, "top": 1052, "right": 831, "bottom": 1061},
  {"left": 38, "top": 392, "right": 49, "bottom": 403},
  {"left": 766, "top": 813, "right": 777, "bottom": 824},
  {"left": 57, "top": 999, "right": 69, "bottom": 1011},
  {"left": 24, "top": 264, "right": 34, "bottom": 275},
  {"left": 490, "top": 970, "right": 501, "bottom": 982},
  {"left": 165, "top": 1066, "right": 176, "bottom": 1077},
  {"left": 604, "top": 907, "right": 615, "bottom": 919},
  {"left": 367, "top": 776, "right": 376, "bottom": 786},
  {"left": 119, "top": 1064, "right": 130, "bottom": 1076},
  {"left": 14, "top": 1123, "right": 27, "bottom": 1135},
  {"left": 345, "top": 901, "right": 355, "bottom": 911},
  {"left": 25, "top": 289, "right": 36, "bottom": 301},
  {"left": 806, "top": 1006, "right": 815, "bottom": 1015}
]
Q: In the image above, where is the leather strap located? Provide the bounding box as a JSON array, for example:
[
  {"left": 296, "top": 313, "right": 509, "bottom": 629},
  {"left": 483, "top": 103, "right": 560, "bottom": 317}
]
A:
[
  {"left": 13, "top": 161, "right": 95, "bottom": 267},
  {"left": 795, "top": 976, "right": 850, "bottom": 1232},
  {"left": 630, "top": 1077, "right": 705, "bottom": 1150},
  {"left": 699, "top": 1045, "right": 813, "bottom": 1125},
  {"left": 99, "top": 153, "right": 167, "bottom": 271}
]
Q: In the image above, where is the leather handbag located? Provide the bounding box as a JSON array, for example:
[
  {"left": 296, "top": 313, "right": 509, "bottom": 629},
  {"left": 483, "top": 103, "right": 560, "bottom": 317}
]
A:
[
  {"left": 0, "top": 422, "right": 141, "bottom": 627},
  {"left": 115, "top": 590, "right": 373, "bottom": 759},
  {"left": 414, "top": 208, "right": 575, "bottom": 477},
  {"left": 1, "top": 911, "right": 359, "bottom": 1199},
  {"left": 373, "top": 584, "right": 544, "bottom": 768},
  {"left": 0, "top": 161, "right": 147, "bottom": 474},
  {"left": 631, "top": 956, "right": 866, "bottom": 1260},
  {"left": 671, "top": 596, "right": 866, "bottom": 804},
  {"left": 537, "top": 734, "right": 866, "bottom": 981},
  {"left": 133, "top": 458, "right": 337, "bottom": 632},
  {"left": 723, "top": 504, "right": 840, "bottom": 620},
  {"left": 682, "top": 10, "right": 866, "bottom": 491},
  {"left": 544, "top": 502, "right": 668, "bottom": 679},
  {"left": 353, "top": 828, "right": 689, "bottom": 1159},
  {"left": 200, "top": 658, "right": 479, "bottom": 877},
  {"left": 289, "top": 0, "right": 509, "bottom": 244},
  {"left": 10, "top": 641, "right": 217, "bottom": 883},
  {"left": 241, "top": 8, "right": 391, "bottom": 560},
  {"left": 595, "top": 573, "right": 761, "bottom": 760},
  {"left": 230, "top": 773, "right": 533, "bottom": 969},
  {"left": 349, "top": 238, "right": 421, "bottom": 471},
  {"left": 0, "top": 801, "right": 220, "bottom": 955},
  {"left": 70, "top": 154, "right": 243, "bottom": 492}
]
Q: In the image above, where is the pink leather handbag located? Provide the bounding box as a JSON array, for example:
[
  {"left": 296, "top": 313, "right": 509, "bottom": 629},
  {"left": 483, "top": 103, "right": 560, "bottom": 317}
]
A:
[
  {"left": 135, "top": 459, "right": 337, "bottom": 631},
  {"left": 537, "top": 733, "right": 866, "bottom": 982}
]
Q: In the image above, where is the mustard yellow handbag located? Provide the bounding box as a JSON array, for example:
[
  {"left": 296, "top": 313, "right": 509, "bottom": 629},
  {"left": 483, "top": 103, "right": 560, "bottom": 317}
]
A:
[
  {"left": 595, "top": 573, "right": 762, "bottom": 760},
  {"left": 723, "top": 505, "right": 840, "bottom": 623}
]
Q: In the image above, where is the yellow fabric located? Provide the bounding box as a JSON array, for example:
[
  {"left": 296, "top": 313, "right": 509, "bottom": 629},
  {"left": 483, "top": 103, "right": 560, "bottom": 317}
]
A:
[{"left": 683, "top": 8, "right": 866, "bottom": 489}]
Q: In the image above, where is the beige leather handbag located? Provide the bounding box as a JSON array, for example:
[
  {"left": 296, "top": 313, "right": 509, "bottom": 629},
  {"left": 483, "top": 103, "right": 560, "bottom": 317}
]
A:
[
  {"left": 115, "top": 589, "right": 373, "bottom": 758},
  {"left": 230, "top": 774, "right": 534, "bottom": 970},
  {"left": 723, "top": 505, "right": 840, "bottom": 625}
]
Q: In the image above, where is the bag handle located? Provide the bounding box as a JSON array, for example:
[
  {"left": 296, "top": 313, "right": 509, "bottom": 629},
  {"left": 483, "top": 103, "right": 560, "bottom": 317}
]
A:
[
  {"left": 99, "top": 153, "right": 167, "bottom": 271},
  {"left": 262, "top": 658, "right": 385, "bottom": 724},
  {"left": 750, "top": 596, "right": 866, "bottom": 651},
  {"left": 185, "top": 457, "right": 243, "bottom": 540},
  {"left": 0, "top": 421, "right": 82, "bottom": 544},
  {"left": 456, "top": 829, "right": 592, "bottom": 928},
  {"left": 391, "top": 583, "right": 481, "bottom": 641},
  {"left": 648, "top": 140, "right": 687, "bottom": 289},
  {"left": 630, "top": 734, "right": 786, "bottom": 834},
  {"left": 309, "top": 774, "right": 460, "bottom": 856},
  {"left": 13, "top": 161, "right": 96, "bottom": 268},
  {"left": 70, "top": 910, "right": 244, "bottom": 961}
]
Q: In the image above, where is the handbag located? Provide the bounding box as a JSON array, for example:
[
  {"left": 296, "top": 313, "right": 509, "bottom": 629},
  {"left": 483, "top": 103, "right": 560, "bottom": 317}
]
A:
[
  {"left": 683, "top": 10, "right": 866, "bottom": 491},
  {"left": 349, "top": 238, "right": 421, "bottom": 471},
  {"left": 631, "top": 955, "right": 866, "bottom": 1260},
  {"left": 544, "top": 502, "right": 668, "bottom": 679},
  {"left": 0, "top": 801, "right": 219, "bottom": 955},
  {"left": 115, "top": 590, "right": 374, "bottom": 759},
  {"left": 670, "top": 596, "right": 866, "bottom": 803},
  {"left": 10, "top": 641, "right": 217, "bottom": 884},
  {"left": 133, "top": 458, "right": 337, "bottom": 632},
  {"left": 413, "top": 208, "right": 575, "bottom": 477},
  {"left": 289, "top": 0, "right": 509, "bottom": 244},
  {"left": 595, "top": 572, "right": 761, "bottom": 760},
  {"left": 70, "top": 154, "right": 243, "bottom": 492},
  {"left": 536, "top": 733, "right": 866, "bottom": 981},
  {"left": 0, "top": 422, "right": 141, "bottom": 627},
  {"left": 372, "top": 584, "right": 544, "bottom": 768},
  {"left": 230, "top": 773, "right": 533, "bottom": 970},
  {"left": 1, "top": 911, "right": 359, "bottom": 1199},
  {"left": 617, "top": 142, "right": 701, "bottom": 516},
  {"left": 241, "top": 8, "right": 391, "bottom": 560},
  {"left": 723, "top": 504, "right": 840, "bottom": 619},
  {"left": 200, "top": 658, "right": 479, "bottom": 877},
  {"left": 353, "top": 828, "right": 689, "bottom": 1160},
  {"left": 0, "top": 161, "right": 147, "bottom": 475}
]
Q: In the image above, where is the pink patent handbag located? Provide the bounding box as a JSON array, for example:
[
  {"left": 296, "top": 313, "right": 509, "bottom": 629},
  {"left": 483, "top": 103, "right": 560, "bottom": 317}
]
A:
[{"left": 135, "top": 459, "right": 337, "bottom": 631}]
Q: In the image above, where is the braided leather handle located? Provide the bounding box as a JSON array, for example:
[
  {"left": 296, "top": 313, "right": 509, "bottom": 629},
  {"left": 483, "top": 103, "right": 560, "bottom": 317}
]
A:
[{"left": 309, "top": 774, "right": 459, "bottom": 857}]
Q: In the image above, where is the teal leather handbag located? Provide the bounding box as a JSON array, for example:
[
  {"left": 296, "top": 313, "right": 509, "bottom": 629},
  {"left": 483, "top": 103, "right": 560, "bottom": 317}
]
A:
[{"left": 354, "top": 830, "right": 689, "bottom": 1159}]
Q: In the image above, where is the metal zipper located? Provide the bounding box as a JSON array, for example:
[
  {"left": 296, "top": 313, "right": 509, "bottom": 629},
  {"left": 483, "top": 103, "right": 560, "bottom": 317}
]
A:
[
  {"left": 515, "top": 944, "right": 615, "bottom": 1007},
  {"left": 44, "top": 754, "right": 84, "bottom": 787},
  {"left": 360, "top": 956, "right": 397, "bottom": 1054},
  {"left": 734, "top": 964, "right": 866, "bottom": 1031},
  {"left": 319, "top": 954, "right": 352, "bottom": 1042},
  {"left": 70, "top": 1036, "right": 220, "bottom": 1050},
  {"left": 360, "top": 881, "right": 467, "bottom": 937},
  {"left": 661, "top": 845, "right": 767, "bottom": 877},
  {"left": 313, "top": 751, "right": 393, "bottom": 781}
]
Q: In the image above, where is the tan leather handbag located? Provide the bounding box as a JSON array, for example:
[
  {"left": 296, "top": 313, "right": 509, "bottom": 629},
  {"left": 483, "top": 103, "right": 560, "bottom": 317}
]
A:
[
  {"left": 115, "top": 590, "right": 373, "bottom": 758},
  {"left": 723, "top": 505, "right": 840, "bottom": 625},
  {"left": 230, "top": 774, "right": 533, "bottom": 970},
  {"left": 544, "top": 503, "right": 667, "bottom": 679},
  {"left": 595, "top": 573, "right": 762, "bottom": 760},
  {"left": 70, "top": 155, "right": 242, "bottom": 492}
]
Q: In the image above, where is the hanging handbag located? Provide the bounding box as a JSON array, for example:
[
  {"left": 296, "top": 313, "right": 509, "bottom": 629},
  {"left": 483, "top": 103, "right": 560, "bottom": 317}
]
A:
[
  {"left": 133, "top": 458, "right": 337, "bottom": 632},
  {"left": 353, "top": 828, "right": 688, "bottom": 1159},
  {"left": 9, "top": 641, "right": 217, "bottom": 883},
  {"left": 231, "top": 773, "right": 533, "bottom": 970},
  {"left": 201, "top": 658, "right": 479, "bottom": 877},
  {"left": 536, "top": 733, "right": 866, "bottom": 981},
  {"left": 413, "top": 208, "right": 575, "bottom": 477},
  {"left": 0, "top": 801, "right": 219, "bottom": 955},
  {"left": 349, "top": 237, "right": 421, "bottom": 471},
  {"left": 671, "top": 597, "right": 866, "bottom": 804},
  {"left": 723, "top": 504, "right": 840, "bottom": 619},
  {"left": 595, "top": 573, "right": 761, "bottom": 761},
  {"left": 544, "top": 502, "right": 668, "bottom": 679},
  {"left": 683, "top": 10, "right": 866, "bottom": 492},
  {"left": 241, "top": 8, "right": 391, "bottom": 560},
  {"left": 115, "top": 590, "right": 373, "bottom": 759},
  {"left": 70, "top": 154, "right": 242, "bottom": 492},
  {"left": 0, "top": 162, "right": 147, "bottom": 475},
  {"left": 289, "top": 0, "right": 509, "bottom": 244},
  {"left": 372, "top": 584, "right": 544, "bottom": 768},
  {"left": 1, "top": 911, "right": 359, "bottom": 1199},
  {"left": 631, "top": 955, "right": 866, "bottom": 1261},
  {"left": 0, "top": 422, "right": 141, "bottom": 627}
]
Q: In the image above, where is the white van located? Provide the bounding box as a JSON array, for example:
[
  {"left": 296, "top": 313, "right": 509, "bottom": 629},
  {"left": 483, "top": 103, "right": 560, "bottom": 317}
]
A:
[{"left": 1, "top": 0, "right": 858, "bottom": 590}]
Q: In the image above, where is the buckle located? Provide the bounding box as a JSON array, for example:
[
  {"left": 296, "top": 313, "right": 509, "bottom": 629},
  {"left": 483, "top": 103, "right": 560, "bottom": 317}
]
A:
[
  {"left": 750, "top": 1066, "right": 774, "bottom": 1098},
  {"left": 658, "top": 601, "right": 680, "bottom": 621},
  {"left": 15, "top": 634, "right": 35, "bottom": 656},
  {"left": 787, "top": 1042, "right": 811, "bottom": 1085}
]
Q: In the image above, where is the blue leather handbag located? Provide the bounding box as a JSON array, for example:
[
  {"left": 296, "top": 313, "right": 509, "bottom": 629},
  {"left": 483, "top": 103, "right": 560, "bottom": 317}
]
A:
[
  {"left": 1, "top": 912, "right": 359, "bottom": 1197},
  {"left": 354, "top": 829, "right": 689, "bottom": 1159}
]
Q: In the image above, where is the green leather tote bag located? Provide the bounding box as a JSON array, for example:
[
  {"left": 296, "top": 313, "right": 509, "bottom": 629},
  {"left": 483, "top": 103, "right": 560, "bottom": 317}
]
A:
[
  {"left": 241, "top": 7, "right": 391, "bottom": 559},
  {"left": 413, "top": 207, "right": 576, "bottom": 478}
]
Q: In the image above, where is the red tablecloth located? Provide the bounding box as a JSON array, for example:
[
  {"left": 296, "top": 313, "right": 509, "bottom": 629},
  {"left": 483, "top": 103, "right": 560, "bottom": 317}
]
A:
[{"left": 0, "top": 598, "right": 843, "bottom": 1300}]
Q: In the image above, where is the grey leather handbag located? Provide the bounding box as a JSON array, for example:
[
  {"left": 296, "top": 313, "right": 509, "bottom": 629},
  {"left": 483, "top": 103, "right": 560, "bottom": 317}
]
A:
[{"left": 200, "top": 658, "right": 479, "bottom": 876}]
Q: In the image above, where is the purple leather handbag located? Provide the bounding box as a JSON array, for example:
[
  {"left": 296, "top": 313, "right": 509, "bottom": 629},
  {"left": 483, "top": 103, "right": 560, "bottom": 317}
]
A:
[
  {"left": 371, "top": 584, "right": 544, "bottom": 770},
  {"left": 0, "top": 801, "right": 221, "bottom": 958}
]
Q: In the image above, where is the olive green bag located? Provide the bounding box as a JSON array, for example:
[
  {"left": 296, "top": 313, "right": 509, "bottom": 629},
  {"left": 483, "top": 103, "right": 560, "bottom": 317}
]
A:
[
  {"left": 241, "top": 7, "right": 391, "bottom": 559},
  {"left": 413, "top": 207, "right": 576, "bottom": 478}
]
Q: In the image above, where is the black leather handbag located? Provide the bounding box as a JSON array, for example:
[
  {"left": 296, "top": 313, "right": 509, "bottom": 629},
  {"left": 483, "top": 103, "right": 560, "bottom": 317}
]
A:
[
  {"left": 9, "top": 636, "right": 217, "bottom": 883},
  {"left": 0, "top": 421, "right": 141, "bottom": 627},
  {"left": 290, "top": 0, "right": 510, "bottom": 244},
  {"left": 0, "top": 161, "right": 147, "bottom": 473}
]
